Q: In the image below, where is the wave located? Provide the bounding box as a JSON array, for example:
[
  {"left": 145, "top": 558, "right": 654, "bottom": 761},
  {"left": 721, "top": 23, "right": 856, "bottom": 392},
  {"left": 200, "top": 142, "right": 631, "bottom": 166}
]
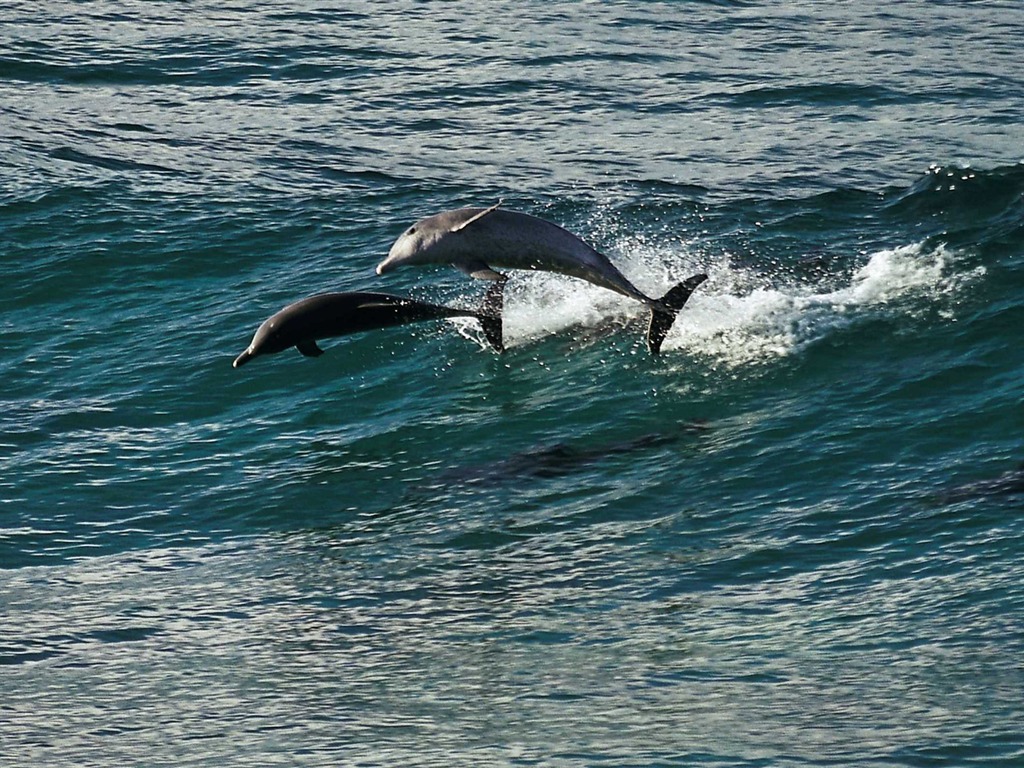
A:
[
  {"left": 883, "top": 164, "right": 1024, "bottom": 254},
  {"left": 456, "top": 165, "right": 1020, "bottom": 364},
  {"left": 449, "top": 237, "right": 985, "bottom": 370},
  {"left": 884, "top": 163, "right": 1024, "bottom": 219},
  {"left": 664, "top": 241, "right": 984, "bottom": 365}
]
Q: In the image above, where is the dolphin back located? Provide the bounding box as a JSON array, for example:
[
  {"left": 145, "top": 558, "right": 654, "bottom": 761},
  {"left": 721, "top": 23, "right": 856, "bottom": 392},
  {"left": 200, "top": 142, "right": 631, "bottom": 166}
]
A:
[
  {"left": 350, "top": 290, "right": 503, "bottom": 352},
  {"left": 454, "top": 209, "right": 654, "bottom": 303},
  {"left": 340, "top": 292, "right": 474, "bottom": 331}
]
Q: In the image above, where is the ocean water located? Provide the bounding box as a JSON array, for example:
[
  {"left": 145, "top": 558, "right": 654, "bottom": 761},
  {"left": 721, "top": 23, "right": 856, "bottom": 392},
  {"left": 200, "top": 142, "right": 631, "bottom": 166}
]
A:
[{"left": 2, "top": 1, "right": 1023, "bottom": 765}]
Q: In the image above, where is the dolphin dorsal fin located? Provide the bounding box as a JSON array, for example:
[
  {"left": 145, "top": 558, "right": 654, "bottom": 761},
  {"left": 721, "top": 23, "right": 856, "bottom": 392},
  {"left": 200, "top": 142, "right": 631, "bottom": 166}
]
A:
[{"left": 452, "top": 200, "right": 502, "bottom": 232}]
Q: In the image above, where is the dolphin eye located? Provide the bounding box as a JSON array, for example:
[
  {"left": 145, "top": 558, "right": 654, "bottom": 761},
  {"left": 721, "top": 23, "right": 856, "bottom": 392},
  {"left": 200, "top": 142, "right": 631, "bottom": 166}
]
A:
[{"left": 406, "top": 226, "right": 417, "bottom": 236}]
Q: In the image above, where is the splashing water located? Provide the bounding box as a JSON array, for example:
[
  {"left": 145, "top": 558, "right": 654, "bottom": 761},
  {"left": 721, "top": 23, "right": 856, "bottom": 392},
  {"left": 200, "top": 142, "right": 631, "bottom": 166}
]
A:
[
  {"left": 662, "top": 241, "right": 983, "bottom": 366},
  {"left": 449, "top": 241, "right": 984, "bottom": 367}
]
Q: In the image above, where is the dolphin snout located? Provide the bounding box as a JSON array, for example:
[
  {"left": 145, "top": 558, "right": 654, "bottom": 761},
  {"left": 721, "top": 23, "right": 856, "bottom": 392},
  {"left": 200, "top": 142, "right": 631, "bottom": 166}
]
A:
[{"left": 232, "top": 348, "right": 254, "bottom": 368}]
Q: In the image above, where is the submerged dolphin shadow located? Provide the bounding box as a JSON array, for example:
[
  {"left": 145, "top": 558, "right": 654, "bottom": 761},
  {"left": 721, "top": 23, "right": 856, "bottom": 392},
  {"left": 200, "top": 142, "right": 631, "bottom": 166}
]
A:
[
  {"left": 416, "top": 420, "right": 712, "bottom": 491},
  {"left": 935, "top": 461, "right": 1024, "bottom": 505}
]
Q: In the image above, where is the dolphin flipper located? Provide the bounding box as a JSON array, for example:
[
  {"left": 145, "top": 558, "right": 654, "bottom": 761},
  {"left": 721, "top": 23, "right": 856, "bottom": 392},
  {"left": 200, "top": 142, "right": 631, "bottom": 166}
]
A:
[
  {"left": 456, "top": 259, "right": 506, "bottom": 282},
  {"left": 646, "top": 273, "right": 708, "bottom": 355},
  {"left": 296, "top": 339, "right": 325, "bottom": 357}
]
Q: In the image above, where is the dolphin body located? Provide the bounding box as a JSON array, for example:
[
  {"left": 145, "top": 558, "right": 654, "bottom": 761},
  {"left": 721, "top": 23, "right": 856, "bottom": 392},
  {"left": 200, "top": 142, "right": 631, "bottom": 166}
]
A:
[
  {"left": 375, "top": 203, "right": 708, "bottom": 353},
  {"left": 232, "top": 289, "right": 503, "bottom": 368},
  {"left": 429, "top": 420, "right": 711, "bottom": 487},
  {"left": 938, "top": 461, "right": 1024, "bottom": 504}
]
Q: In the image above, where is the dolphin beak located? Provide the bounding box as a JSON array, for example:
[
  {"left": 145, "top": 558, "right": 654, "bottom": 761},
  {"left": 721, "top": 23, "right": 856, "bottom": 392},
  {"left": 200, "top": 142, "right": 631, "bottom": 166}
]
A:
[
  {"left": 374, "top": 260, "right": 390, "bottom": 276},
  {"left": 232, "top": 348, "right": 253, "bottom": 368}
]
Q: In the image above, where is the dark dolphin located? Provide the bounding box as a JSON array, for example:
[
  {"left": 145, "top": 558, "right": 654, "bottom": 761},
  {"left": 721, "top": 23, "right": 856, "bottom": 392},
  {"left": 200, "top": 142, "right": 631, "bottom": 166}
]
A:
[
  {"left": 375, "top": 203, "right": 707, "bottom": 354},
  {"left": 938, "top": 461, "right": 1024, "bottom": 504},
  {"left": 427, "top": 421, "right": 711, "bottom": 487},
  {"left": 232, "top": 289, "right": 503, "bottom": 368}
]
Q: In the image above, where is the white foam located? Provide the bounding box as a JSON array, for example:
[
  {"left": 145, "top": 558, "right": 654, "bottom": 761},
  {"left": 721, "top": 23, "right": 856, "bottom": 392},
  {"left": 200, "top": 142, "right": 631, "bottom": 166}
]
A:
[
  {"left": 501, "top": 276, "right": 635, "bottom": 342},
  {"left": 451, "top": 240, "right": 984, "bottom": 367},
  {"left": 664, "top": 241, "right": 983, "bottom": 367}
]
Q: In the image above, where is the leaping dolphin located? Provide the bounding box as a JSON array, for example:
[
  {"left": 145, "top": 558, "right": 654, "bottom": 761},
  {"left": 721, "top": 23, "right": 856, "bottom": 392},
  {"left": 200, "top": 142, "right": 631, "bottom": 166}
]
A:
[
  {"left": 375, "top": 203, "right": 707, "bottom": 353},
  {"left": 232, "top": 288, "right": 503, "bottom": 368}
]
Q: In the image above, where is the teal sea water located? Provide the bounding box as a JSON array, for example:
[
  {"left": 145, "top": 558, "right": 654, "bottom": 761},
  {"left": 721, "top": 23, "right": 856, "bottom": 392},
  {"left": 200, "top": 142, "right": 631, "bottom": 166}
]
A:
[{"left": 3, "top": 2, "right": 1023, "bottom": 765}]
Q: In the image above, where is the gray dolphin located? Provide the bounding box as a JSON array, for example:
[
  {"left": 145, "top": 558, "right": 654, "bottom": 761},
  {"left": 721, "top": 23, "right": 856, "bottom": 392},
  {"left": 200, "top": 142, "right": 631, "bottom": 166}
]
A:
[
  {"left": 375, "top": 203, "right": 708, "bottom": 353},
  {"left": 233, "top": 289, "right": 503, "bottom": 368}
]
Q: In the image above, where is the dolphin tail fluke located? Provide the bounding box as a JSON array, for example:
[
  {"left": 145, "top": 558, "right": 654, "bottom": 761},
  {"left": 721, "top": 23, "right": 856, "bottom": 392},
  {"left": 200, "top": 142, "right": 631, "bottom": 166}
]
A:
[
  {"left": 646, "top": 273, "right": 708, "bottom": 354},
  {"left": 477, "top": 276, "right": 506, "bottom": 353}
]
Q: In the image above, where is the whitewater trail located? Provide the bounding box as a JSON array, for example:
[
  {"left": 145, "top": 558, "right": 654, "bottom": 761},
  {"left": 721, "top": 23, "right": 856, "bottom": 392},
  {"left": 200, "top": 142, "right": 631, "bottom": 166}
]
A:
[{"left": 447, "top": 239, "right": 985, "bottom": 367}]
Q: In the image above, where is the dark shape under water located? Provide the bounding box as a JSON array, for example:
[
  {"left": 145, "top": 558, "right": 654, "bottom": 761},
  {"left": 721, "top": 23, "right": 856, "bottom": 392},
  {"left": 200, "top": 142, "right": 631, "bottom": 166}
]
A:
[
  {"left": 937, "top": 462, "right": 1024, "bottom": 504},
  {"left": 430, "top": 421, "right": 711, "bottom": 487},
  {"left": 49, "top": 146, "right": 178, "bottom": 174},
  {"left": 233, "top": 287, "right": 504, "bottom": 368}
]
